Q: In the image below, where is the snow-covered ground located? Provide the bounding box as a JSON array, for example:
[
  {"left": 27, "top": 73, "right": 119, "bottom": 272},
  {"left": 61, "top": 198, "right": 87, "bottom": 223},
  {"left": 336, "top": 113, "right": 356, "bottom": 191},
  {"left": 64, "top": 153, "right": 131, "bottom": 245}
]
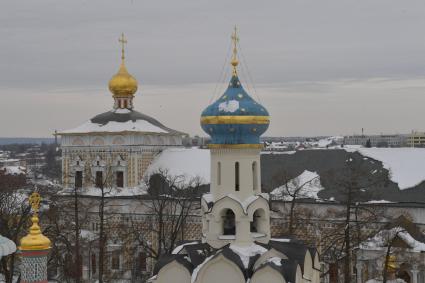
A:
[
  {"left": 271, "top": 170, "right": 323, "bottom": 200},
  {"left": 345, "top": 147, "right": 425, "bottom": 190},
  {"left": 145, "top": 148, "right": 210, "bottom": 184}
]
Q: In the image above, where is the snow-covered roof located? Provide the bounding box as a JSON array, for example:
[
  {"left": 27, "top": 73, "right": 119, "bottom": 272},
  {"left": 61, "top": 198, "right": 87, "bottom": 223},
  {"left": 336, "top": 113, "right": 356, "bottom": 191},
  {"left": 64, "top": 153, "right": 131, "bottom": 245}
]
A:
[
  {"left": 1, "top": 166, "right": 26, "bottom": 175},
  {"left": 61, "top": 119, "right": 169, "bottom": 134},
  {"left": 145, "top": 148, "right": 210, "bottom": 184},
  {"left": 271, "top": 170, "right": 323, "bottom": 200},
  {"left": 360, "top": 226, "right": 425, "bottom": 252},
  {"left": 0, "top": 235, "right": 16, "bottom": 258},
  {"left": 59, "top": 109, "right": 185, "bottom": 135},
  {"left": 345, "top": 147, "right": 425, "bottom": 190}
]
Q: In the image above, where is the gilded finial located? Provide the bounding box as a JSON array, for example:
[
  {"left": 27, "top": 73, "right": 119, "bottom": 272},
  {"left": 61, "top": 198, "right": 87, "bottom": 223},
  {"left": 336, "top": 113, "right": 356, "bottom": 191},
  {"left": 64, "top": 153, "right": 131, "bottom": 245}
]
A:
[
  {"left": 119, "top": 33, "right": 127, "bottom": 61},
  {"left": 19, "top": 192, "right": 51, "bottom": 251},
  {"left": 231, "top": 26, "right": 239, "bottom": 76},
  {"left": 29, "top": 192, "right": 41, "bottom": 213}
]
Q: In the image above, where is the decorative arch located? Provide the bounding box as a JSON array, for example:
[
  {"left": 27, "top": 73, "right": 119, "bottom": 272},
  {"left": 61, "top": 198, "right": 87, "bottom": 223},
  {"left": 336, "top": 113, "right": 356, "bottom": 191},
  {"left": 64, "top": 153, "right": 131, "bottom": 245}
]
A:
[
  {"left": 250, "top": 208, "right": 268, "bottom": 237},
  {"left": 156, "top": 261, "right": 191, "bottom": 283},
  {"left": 92, "top": 137, "right": 105, "bottom": 146},
  {"left": 72, "top": 137, "right": 84, "bottom": 146},
  {"left": 247, "top": 196, "right": 269, "bottom": 220},
  {"left": 251, "top": 265, "right": 286, "bottom": 283},
  {"left": 112, "top": 136, "right": 125, "bottom": 145},
  {"left": 302, "top": 250, "right": 314, "bottom": 282},
  {"left": 194, "top": 254, "right": 245, "bottom": 283},
  {"left": 212, "top": 196, "right": 245, "bottom": 222}
]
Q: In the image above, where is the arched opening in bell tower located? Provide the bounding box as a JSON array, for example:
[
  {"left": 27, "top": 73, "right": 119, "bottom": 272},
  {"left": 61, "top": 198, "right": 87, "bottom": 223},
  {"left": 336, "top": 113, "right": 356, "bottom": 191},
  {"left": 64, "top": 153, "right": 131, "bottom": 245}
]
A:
[
  {"left": 252, "top": 161, "right": 258, "bottom": 192},
  {"left": 235, "top": 162, "right": 240, "bottom": 191},
  {"left": 250, "top": 208, "right": 267, "bottom": 237},
  {"left": 222, "top": 209, "right": 236, "bottom": 236}
]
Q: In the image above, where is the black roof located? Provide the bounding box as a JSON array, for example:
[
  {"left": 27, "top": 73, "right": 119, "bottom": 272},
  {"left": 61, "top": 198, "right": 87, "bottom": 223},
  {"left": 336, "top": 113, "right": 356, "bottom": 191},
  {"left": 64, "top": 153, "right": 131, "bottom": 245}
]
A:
[
  {"left": 90, "top": 109, "right": 185, "bottom": 135},
  {"left": 153, "top": 239, "right": 312, "bottom": 282}
]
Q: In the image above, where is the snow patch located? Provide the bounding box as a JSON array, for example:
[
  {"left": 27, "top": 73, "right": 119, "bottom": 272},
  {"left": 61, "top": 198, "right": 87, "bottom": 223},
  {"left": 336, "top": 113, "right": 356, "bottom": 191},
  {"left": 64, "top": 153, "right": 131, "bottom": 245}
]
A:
[
  {"left": 172, "top": 242, "right": 199, "bottom": 254},
  {"left": 145, "top": 148, "right": 210, "bottom": 185},
  {"left": 271, "top": 170, "right": 323, "bottom": 200},
  {"left": 229, "top": 243, "right": 268, "bottom": 268},
  {"left": 218, "top": 100, "right": 239, "bottom": 113},
  {"left": 345, "top": 147, "right": 425, "bottom": 190}
]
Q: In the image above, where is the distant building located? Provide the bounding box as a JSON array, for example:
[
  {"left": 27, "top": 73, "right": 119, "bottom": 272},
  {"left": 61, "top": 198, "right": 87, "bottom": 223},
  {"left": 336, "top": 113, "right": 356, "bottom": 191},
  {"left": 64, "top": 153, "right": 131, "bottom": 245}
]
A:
[
  {"left": 57, "top": 34, "right": 186, "bottom": 190},
  {"left": 407, "top": 131, "right": 425, "bottom": 147},
  {"left": 344, "top": 134, "right": 408, "bottom": 147}
]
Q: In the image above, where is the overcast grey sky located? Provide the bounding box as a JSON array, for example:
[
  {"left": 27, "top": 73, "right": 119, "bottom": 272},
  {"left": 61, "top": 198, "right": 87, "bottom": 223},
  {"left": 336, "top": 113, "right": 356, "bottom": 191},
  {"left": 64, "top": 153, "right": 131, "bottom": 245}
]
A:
[{"left": 1, "top": 0, "right": 425, "bottom": 137}]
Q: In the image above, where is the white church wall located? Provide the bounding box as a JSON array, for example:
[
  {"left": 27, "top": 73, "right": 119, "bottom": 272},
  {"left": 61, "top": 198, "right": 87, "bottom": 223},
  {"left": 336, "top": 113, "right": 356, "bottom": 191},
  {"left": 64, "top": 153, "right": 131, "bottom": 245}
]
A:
[
  {"left": 251, "top": 265, "right": 286, "bottom": 283},
  {"left": 155, "top": 261, "right": 191, "bottom": 283},
  {"left": 194, "top": 255, "right": 245, "bottom": 283}
]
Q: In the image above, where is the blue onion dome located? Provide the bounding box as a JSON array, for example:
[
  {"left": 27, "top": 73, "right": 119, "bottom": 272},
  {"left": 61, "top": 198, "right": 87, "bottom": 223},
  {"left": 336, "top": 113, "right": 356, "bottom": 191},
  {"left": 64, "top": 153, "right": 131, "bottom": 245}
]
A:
[{"left": 201, "top": 68, "right": 269, "bottom": 148}]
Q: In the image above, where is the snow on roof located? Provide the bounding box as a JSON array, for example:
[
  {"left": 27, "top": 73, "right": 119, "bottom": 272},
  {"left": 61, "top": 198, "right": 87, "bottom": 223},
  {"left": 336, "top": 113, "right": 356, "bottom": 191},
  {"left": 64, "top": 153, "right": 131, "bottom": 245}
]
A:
[
  {"left": 0, "top": 235, "right": 16, "bottom": 258},
  {"left": 229, "top": 243, "right": 268, "bottom": 268},
  {"left": 1, "top": 166, "right": 25, "bottom": 175},
  {"left": 271, "top": 170, "right": 323, "bottom": 200},
  {"left": 172, "top": 242, "right": 199, "bottom": 254},
  {"left": 145, "top": 148, "right": 210, "bottom": 185},
  {"left": 60, "top": 119, "right": 169, "bottom": 134},
  {"left": 345, "top": 147, "right": 425, "bottom": 190},
  {"left": 360, "top": 226, "right": 425, "bottom": 252}
]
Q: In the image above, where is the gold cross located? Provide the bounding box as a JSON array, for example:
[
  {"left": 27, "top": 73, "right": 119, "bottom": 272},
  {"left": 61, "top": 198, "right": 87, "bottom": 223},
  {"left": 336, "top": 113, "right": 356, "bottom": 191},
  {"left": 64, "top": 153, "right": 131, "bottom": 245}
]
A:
[
  {"left": 231, "top": 26, "right": 239, "bottom": 60},
  {"left": 119, "top": 33, "right": 127, "bottom": 60},
  {"left": 29, "top": 192, "right": 41, "bottom": 213}
]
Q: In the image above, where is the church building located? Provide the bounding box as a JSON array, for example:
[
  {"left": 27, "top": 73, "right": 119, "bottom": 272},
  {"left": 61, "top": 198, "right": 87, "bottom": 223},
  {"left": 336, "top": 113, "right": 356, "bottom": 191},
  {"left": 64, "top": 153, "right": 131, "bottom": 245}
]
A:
[
  {"left": 151, "top": 28, "right": 321, "bottom": 283},
  {"left": 58, "top": 34, "right": 186, "bottom": 191}
]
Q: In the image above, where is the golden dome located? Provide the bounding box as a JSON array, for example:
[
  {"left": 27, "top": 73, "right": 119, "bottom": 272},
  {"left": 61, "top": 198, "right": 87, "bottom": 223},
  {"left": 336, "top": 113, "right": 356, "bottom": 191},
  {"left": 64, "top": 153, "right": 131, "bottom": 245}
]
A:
[
  {"left": 108, "top": 61, "right": 138, "bottom": 97},
  {"left": 19, "top": 192, "right": 51, "bottom": 251},
  {"left": 20, "top": 215, "right": 51, "bottom": 251}
]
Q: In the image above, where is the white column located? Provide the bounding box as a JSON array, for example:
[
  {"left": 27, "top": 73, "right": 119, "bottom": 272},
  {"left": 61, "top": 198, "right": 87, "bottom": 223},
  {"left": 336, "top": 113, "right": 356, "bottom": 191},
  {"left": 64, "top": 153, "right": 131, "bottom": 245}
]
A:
[
  {"left": 411, "top": 268, "right": 419, "bottom": 283},
  {"left": 355, "top": 262, "right": 363, "bottom": 283}
]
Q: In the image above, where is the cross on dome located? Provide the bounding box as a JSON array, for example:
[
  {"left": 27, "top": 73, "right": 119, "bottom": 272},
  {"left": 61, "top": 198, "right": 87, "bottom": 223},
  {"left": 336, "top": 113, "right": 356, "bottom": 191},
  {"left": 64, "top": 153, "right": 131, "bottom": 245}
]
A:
[{"left": 119, "top": 32, "right": 127, "bottom": 61}]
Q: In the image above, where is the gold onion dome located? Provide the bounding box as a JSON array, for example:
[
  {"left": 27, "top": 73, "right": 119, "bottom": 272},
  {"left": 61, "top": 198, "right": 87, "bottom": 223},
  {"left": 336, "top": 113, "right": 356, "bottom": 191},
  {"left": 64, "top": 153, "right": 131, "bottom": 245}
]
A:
[
  {"left": 108, "top": 33, "right": 138, "bottom": 97},
  {"left": 19, "top": 192, "right": 51, "bottom": 251}
]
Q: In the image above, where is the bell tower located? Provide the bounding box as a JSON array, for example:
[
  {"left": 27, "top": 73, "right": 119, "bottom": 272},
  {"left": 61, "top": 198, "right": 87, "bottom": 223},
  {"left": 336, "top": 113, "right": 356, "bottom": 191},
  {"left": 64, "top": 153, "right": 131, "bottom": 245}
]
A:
[{"left": 200, "top": 27, "right": 271, "bottom": 248}]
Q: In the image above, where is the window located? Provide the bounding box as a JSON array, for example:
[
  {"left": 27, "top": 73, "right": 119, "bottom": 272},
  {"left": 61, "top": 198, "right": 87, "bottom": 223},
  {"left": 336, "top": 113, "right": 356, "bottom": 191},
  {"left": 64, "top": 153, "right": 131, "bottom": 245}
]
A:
[
  {"left": 123, "top": 100, "right": 128, "bottom": 109},
  {"left": 235, "top": 162, "right": 240, "bottom": 191},
  {"left": 138, "top": 252, "right": 147, "bottom": 271},
  {"left": 91, "top": 254, "right": 97, "bottom": 275},
  {"left": 95, "top": 171, "right": 103, "bottom": 188},
  {"left": 111, "top": 252, "right": 120, "bottom": 270},
  {"left": 75, "top": 171, "right": 83, "bottom": 189},
  {"left": 116, "top": 171, "right": 124, "bottom": 188},
  {"left": 76, "top": 161, "right": 80, "bottom": 166},
  {"left": 96, "top": 161, "right": 100, "bottom": 166},
  {"left": 252, "top": 161, "right": 258, "bottom": 191},
  {"left": 217, "top": 162, "right": 221, "bottom": 185},
  {"left": 223, "top": 209, "right": 235, "bottom": 235}
]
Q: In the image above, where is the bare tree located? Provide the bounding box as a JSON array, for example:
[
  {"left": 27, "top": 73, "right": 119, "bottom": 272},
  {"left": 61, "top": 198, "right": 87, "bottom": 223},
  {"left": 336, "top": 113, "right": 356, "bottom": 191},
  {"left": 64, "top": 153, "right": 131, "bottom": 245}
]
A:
[
  {"left": 323, "top": 152, "right": 388, "bottom": 283},
  {"left": 0, "top": 171, "right": 30, "bottom": 283},
  {"left": 271, "top": 170, "right": 320, "bottom": 235},
  {"left": 122, "top": 170, "right": 201, "bottom": 267}
]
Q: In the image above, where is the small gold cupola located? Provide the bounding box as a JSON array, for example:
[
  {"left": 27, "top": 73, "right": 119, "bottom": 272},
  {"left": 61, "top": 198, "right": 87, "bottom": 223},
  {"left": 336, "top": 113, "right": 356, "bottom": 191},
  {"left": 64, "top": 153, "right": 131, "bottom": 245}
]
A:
[
  {"left": 108, "top": 33, "right": 138, "bottom": 109},
  {"left": 19, "top": 192, "right": 51, "bottom": 251}
]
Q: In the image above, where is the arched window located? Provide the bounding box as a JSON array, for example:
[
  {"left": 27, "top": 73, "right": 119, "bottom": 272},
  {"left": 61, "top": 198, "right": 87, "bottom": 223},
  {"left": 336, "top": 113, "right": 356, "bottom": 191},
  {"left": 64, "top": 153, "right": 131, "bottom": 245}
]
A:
[
  {"left": 223, "top": 209, "right": 236, "bottom": 235},
  {"left": 91, "top": 253, "right": 97, "bottom": 275},
  {"left": 235, "top": 162, "right": 240, "bottom": 191},
  {"left": 123, "top": 99, "right": 128, "bottom": 109},
  {"left": 250, "top": 208, "right": 267, "bottom": 236},
  {"left": 252, "top": 161, "right": 258, "bottom": 191},
  {"left": 217, "top": 162, "right": 221, "bottom": 185}
]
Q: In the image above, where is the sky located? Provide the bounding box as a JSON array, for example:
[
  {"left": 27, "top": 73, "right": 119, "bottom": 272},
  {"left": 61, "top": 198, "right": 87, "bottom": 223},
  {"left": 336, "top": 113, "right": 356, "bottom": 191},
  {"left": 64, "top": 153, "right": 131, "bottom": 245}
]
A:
[{"left": 1, "top": 0, "right": 425, "bottom": 137}]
